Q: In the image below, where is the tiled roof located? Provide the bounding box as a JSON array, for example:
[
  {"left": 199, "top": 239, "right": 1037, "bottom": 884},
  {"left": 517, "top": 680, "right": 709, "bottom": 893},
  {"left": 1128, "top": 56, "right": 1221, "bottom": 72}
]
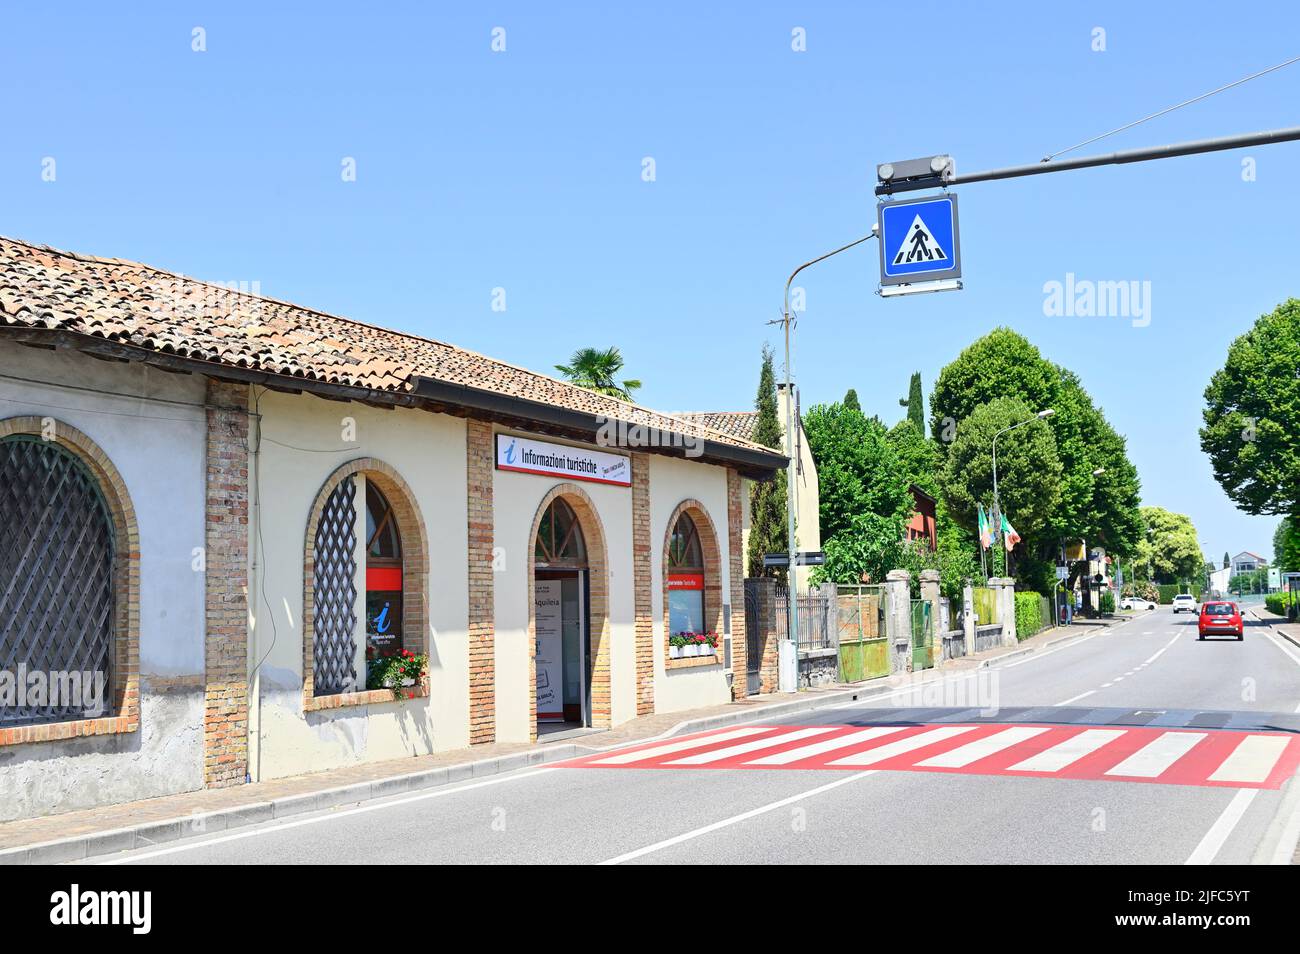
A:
[
  {"left": 0, "top": 236, "right": 778, "bottom": 457},
  {"left": 678, "top": 411, "right": 762, "bottom": 444}
]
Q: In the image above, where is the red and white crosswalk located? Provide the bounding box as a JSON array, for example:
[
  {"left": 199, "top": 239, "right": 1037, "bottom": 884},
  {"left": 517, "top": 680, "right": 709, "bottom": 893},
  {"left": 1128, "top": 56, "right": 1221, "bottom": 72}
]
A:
[{"left": 560, "top": 723, "right": 1300, "bottom": 788}]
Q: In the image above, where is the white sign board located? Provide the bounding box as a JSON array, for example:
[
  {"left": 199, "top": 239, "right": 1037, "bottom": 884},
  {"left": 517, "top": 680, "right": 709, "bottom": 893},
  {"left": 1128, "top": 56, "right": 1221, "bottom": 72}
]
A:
[
  {"left": 496, "top": 434, "right": 631, "bottom": 487},
  {"left": 1269, "top": 567, "right": 1281, "bottom": 589},
  {"left": 1055, "top": 565, "right": 1069, "bottom": 581},
  {"left": 534, "top": 580, "right": 564, "bottom": 722}
]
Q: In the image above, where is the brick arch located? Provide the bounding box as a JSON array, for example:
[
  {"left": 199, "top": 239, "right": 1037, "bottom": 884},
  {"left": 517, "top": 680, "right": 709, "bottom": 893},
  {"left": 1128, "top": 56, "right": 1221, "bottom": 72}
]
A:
[
  {"left": 302, "top": 457, "right": 430, "bottom": 710},
  {"left": 526, "top": 483, "right": 610, "bottom": 737},
  {"left": 662, "top": 498, "right": 724, "bottom": 671},
  {"left": 0, "top": 416, "right": 140, "bottom": 744}
]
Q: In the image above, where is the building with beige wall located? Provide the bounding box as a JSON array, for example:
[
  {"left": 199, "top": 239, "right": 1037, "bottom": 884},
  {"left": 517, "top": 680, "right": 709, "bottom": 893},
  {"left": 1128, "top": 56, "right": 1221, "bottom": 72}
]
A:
[{"left": 0, "top": 235, "right": 785, "bottom": 820}]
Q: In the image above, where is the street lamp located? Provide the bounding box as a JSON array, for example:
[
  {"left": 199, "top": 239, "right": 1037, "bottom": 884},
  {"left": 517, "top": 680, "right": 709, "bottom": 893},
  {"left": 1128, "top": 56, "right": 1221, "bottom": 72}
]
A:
[
  {"left": 777, "top": 224, "right": 880, "bottom": 692},
  {"left": 991, "top": 408, "right": 1053, "bottom": 538}
]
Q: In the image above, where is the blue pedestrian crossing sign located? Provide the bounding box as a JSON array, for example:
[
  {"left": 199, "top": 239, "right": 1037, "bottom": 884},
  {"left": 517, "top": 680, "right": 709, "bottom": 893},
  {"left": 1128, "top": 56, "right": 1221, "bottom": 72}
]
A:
[{"left": 878, "top": 194, "right": 962, "bottom": 287}]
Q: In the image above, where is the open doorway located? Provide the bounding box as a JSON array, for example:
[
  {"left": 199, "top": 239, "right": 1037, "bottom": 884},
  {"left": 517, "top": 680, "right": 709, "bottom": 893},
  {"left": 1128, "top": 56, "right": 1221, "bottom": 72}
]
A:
[{"left": 533, "top": 498, "right": 592, "bottom": 734}]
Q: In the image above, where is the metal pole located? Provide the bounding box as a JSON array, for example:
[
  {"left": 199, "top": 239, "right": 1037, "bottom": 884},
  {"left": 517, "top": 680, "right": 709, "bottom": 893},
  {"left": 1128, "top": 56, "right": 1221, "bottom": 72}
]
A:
[
  {"left": 779, "top": 230, "right": 878, "bottom": 691},
  {"left": 876, "top": 124, "right": 1300, "bottom": 196}
]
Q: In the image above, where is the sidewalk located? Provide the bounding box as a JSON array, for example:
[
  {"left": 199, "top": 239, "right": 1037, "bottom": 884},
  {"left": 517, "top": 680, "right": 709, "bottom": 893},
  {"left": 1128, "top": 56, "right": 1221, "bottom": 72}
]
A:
[
  {"left": 1247, "top": 605, "right": 1300, "bottom": 650},
  {"left": 0, "top": 617, "right": 1111, "bottom": 863}
]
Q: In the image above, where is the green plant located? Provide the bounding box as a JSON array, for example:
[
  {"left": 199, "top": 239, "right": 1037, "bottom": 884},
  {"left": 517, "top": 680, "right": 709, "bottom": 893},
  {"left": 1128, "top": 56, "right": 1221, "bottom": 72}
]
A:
[
  {"left": 1098, "top": 591, "right": 1116, "bottom": 614},
  {"left": 554, "top": 346, "right": 642, "bottom": 400},
  {"left": 365, "top": 648, "right": 428, "bottom": 700},
  {"left": 1014, "top": 591, "right": 1044, "bottom": 640}
]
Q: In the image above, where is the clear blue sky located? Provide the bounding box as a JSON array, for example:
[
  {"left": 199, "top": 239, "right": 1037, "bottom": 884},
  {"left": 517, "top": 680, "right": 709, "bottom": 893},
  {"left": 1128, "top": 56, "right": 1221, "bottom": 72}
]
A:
[{"left": 3, "top": 2, "right": 1296, "bottom": 564}]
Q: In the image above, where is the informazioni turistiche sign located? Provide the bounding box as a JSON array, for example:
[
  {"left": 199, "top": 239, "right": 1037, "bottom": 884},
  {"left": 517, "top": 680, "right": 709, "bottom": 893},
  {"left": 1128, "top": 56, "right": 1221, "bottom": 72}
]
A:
[{"left": 495, "top": 433, "right": 631, "bottom": 487}]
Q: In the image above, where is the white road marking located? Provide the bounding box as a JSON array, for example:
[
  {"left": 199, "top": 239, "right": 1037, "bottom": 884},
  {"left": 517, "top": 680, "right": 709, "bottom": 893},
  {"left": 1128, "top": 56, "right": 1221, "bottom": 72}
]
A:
[
  {"left": 1185, "top": 789, "right": 1259, "bottom": 865},
  {"left": 1106, "top": 731, "right": 1207, "bottom": 778},
  {"left": 1208, "top": 735, "right": 1290, "bottom": 784},
  {"left": 1008, "top": 729, "right": 1127, "bottom": 773},
  {"left": 599, "top": 771, "right": 878, "bottom": 865},
  {"left": 746, "top": 726, "right": 909, "bottom": 765},
  {"left": 590, "top": 727, "right": 771, "bottom": 765},
  {"left": 916, "top": 726, "right": 1049, "bottom": 768},
  {"left": 1262, "top": 631, "right": 1300, "bottom": 669},
  {"left": 1142, "top": 632, "right": 1182, "bottom": 667},
  {"left": 828, "top": 726, "right": 977, "bottom": 766},
  {"left": 100, "top": 767, "right": 559, "bottom": 864},
  {"left": 1100, "top": 682, "right": 1114, "bottom": 688},
  {"left": 1054, "top": 689, "right": 1096, "bottom": 706},
  {"left": 665, "top": 727, "right": 836, "bottom": 765}
]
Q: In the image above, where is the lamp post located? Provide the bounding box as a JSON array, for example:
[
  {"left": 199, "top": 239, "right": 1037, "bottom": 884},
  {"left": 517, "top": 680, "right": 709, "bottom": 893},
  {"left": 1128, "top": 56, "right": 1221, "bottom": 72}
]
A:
[
  {"left": 777, "top": 226, "right": 879, "bottom": 692},
  {"left": 991, "top": 409, "right": 1053, "bottom": 576}
]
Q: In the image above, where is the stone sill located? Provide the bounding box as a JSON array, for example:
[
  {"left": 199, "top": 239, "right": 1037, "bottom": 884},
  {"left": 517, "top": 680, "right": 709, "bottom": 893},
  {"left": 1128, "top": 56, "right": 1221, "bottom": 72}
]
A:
[
  {"left": 304, "top": 684, "right": 429, "bottom": 712},
  {"left": 666, "top": 654, "right": 722, "bottom": 671},
  {"left": 0, "top": 715, "right": 137, "bottom": 748}
]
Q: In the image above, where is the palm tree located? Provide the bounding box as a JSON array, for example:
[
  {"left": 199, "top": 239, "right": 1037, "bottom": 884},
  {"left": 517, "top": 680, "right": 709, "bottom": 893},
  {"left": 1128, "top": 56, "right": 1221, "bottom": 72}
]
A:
[{"left": 554, "top": 346, "right": 642, "bottom": 401}]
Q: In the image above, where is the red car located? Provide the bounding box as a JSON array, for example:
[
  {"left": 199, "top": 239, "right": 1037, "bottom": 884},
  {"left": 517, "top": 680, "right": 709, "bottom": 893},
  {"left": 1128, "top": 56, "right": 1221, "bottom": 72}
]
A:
[{"left": 1197, "top": 601, "right": 1243, "bottom": 641}]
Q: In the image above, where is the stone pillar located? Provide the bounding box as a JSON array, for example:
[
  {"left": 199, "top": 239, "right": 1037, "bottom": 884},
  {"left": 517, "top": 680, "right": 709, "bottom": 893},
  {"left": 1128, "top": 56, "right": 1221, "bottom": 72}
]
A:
[
  {"left": 632, "top": 454, "right": 654, "bottom": 715},
  {"left": 919, "top": 569, "right": 941, "bottom": 668},
  {"left": 991, "top": 577, "right": 1018, "bottom": 646},
  {"left": 962, "top": 582, "right": 976, "bottom": 657},
  {"left": 727, "top": 469, "right": 748, "bottom": 699},
  {"left": 204, "top": 379, "right": 249, "bottom": 788},
  {"left": 884, "top": 569, "right": 912, "bottom": 673},
  {"left": 466, "top": 420, "right": 496, "bottom": 744},
  {"left": 753, "top": 577, "right": 780, "bottom": 694}
]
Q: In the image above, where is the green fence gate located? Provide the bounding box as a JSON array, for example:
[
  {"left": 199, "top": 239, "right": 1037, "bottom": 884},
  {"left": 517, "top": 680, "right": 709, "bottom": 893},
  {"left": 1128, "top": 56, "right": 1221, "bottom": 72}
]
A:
[{"left": 910, "top": 599, "right": 933, "bottom": 671}]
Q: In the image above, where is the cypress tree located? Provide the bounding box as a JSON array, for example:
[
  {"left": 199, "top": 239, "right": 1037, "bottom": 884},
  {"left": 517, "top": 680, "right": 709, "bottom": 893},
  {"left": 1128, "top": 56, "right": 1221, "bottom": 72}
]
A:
[
  {"left": 898, "top": 371, "right": 925, "bottom": 435},
  {"left": 748, "top": 345, "right": 789, "bottom": 582},
  {"left": 843, "top": 388, "right": 861, "bottom": 412}
]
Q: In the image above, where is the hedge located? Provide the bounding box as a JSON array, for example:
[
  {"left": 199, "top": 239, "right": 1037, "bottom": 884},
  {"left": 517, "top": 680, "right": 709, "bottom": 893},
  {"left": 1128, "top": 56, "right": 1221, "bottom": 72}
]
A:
[
  {"left": 1014, "top": 592, "right": 1049, "bottom": 641},
  {"left": 1265, "top": 592, "right": 1296, "bottom": 616}
]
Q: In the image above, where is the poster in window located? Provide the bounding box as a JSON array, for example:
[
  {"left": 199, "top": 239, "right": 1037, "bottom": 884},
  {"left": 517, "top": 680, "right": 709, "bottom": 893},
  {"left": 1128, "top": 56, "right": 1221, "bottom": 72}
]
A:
[
  {"left": 366, "top": 591, "right": 403, "bottom": 656},
  {"left": 667, "top": 573, "right": 704, "bottom": 635},
  {"left": 535, "top": 580, "right": 564, "bottom": 722}
]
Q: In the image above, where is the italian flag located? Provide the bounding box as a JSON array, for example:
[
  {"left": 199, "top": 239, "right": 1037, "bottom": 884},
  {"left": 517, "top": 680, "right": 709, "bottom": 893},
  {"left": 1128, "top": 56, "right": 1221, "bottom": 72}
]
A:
[
  {"left": 978, "top": 504, "right": 992, "bottom": 549},
  {"left": 1001, "top": 513, "right": 1021, "bottom": 551}
]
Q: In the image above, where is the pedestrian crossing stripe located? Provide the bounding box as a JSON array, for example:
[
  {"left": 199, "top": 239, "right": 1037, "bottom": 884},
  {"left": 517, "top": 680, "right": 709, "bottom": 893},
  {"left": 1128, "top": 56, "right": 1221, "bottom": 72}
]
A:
[
  {"left": 560, "top": 723, "right": 1300, "bottom": 789},
  {"left": 891, "top": 214, "right": 948, "bottom": 266}
]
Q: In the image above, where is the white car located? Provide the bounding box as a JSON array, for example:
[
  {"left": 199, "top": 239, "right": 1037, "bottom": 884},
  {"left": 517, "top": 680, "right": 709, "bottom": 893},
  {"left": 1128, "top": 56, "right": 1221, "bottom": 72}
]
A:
[
  {"left": 1122, "top": 597, "right": 1155, "bottom": 611},
  {"left": 1171, "top": 594, "right": 1198, "bottom": 614}
]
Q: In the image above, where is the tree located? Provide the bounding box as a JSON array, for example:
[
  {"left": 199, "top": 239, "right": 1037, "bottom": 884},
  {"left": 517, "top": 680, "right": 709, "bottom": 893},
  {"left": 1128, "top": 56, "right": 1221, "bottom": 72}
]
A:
[
  {"left": 1275, "top": 517, "right": 1300, "bottom": 572},
  {"left": 554, "top": 346, "right": 642, "bottom": 400},
  {"left": 1201, "top": 299, "right": 1300, "bottom": 520},
  {"left": 1223, "top": 551, "right": 1230, "bottom": 570},
  {"left": 1134, "top": 507, "right": 1203, "bottom": 585},
  {"left": 803, "top": 402, "right": 912, "bottom": 546},
  {"left": 930, "top": 328, "right": 1143, "bottom": 558},
  {"left": 843, "top": 388, "right": 861, "bottom": 412},
  {"left": 899, "top": 371, "right": 925, "bottom": 435},
  {"left": 746, "top": 346, "right": 787, "bottom": 581},
  {"left": 938, "top": 396, "right": 1063, "bottom": 546},
  {"left": 885, "top": 419, "right": 939, "bottom": 498},
  {"left": 817, "top": 512, "right": 904, "bottom": 587}
]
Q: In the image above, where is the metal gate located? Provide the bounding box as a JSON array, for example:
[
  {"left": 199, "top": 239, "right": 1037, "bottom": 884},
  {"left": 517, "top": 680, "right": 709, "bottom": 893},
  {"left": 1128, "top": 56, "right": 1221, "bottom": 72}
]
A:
[
  {"left": 910, "top": 599, "right": 933, "bottom": 671},
  {"left": 744, "top": 579, "right": 761, "bottom": 695}
]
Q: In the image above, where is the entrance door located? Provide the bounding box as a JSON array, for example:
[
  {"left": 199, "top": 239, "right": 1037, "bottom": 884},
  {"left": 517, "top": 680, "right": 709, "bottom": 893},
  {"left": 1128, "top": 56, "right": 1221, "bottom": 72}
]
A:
[{"left": 535, "top": 569, "right": 591, "bottom": 727}]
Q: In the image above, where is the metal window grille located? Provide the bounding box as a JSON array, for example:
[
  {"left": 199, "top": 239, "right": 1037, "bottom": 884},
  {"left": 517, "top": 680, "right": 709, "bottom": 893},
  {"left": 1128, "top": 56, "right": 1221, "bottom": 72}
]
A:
[
  {"left": 0, "top": 436, "right": 115, "bottom": 727},
  {"left": 313, "top": 476, "right": 357, "bottom": 695}
]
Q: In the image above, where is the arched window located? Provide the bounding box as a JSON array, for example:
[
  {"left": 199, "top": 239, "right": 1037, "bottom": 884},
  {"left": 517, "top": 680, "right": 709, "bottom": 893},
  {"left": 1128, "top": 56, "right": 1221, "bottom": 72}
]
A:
[
  {"left": 667, "top": 512, "right": 705, "bottom": 634},
  {"left": 307, "top": 462, "right": 426, "bottom": 703},
  {"left": 312, "top": 475, "right": 406, "bottom": 696},
  {"left": 364, "top": 483, "right": 403, "bottom": 657},
  {"left": 0, "top": 435, "right": 115, "bottom": 726},
  {"left": 534, "top": 498, "right": 587, "bottom": 567}
]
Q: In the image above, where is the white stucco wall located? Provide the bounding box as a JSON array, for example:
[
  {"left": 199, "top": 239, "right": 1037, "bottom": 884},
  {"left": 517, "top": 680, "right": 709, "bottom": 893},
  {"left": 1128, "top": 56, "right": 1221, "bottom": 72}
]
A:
[
  {"left": 249, "top": 390, "right": 469, "bottom": 779},
  {"left": 490, "top": 428, "right": 637, "bottom": 740},
  {"left": 0, "top": 342, "right": 206, "bottom": 820},
  {"left": 649, "top": 454, "right": 733, "bottom": 714}
]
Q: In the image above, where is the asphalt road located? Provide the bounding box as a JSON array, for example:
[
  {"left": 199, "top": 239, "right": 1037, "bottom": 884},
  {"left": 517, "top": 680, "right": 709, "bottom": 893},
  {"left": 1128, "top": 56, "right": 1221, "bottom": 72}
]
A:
[{"left": 97, "top": 607, "right": 1300, "bottom": 865}]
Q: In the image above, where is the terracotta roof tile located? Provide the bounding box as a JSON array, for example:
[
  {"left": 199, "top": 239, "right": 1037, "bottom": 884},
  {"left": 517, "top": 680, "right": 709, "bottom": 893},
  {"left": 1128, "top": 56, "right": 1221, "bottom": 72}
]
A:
[
  {"left": 678, "top": 411, "right": 762, "bottom": 444},
  {"left": 0, "top": 235, "right": 776, "bottom": 456}
]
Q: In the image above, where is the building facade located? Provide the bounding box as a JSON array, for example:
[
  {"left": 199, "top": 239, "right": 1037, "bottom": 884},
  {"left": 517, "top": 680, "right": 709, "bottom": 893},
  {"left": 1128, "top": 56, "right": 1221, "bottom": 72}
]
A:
[{"left": 0, "top": 237, "right": 785, "bottom": 820}]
